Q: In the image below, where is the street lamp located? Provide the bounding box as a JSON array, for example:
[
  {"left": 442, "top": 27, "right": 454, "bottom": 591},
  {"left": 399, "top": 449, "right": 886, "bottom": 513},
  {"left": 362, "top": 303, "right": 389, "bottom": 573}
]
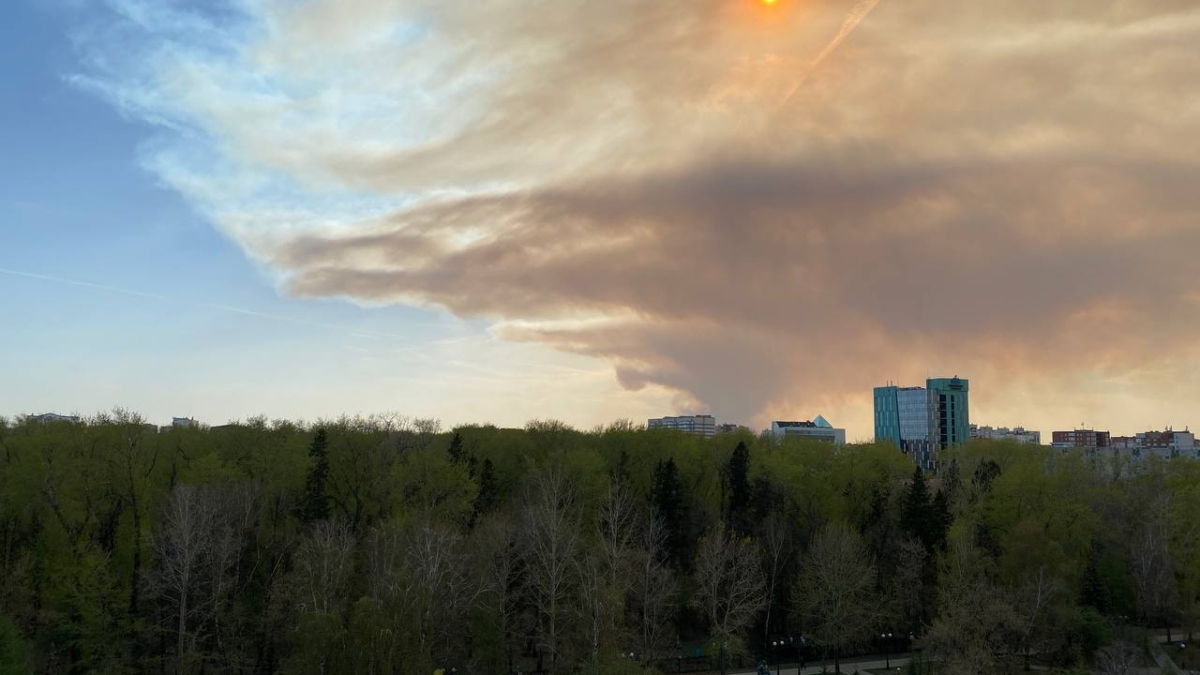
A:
[
  {"left": 771, "top": 640, "right": 782, "bottom": 675},
  {"left": 881, "top": 632, "right": 894, "bottom": 669}
]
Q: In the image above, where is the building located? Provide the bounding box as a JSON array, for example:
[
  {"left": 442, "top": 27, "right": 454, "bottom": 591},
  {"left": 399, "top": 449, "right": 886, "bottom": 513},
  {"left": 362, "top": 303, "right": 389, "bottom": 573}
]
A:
[
  {"left": 927, "top": 377, "right": 971, "bottom": 448},
  {"left": 971, "top": 425, "right": 1042, "bottom": 445},
  {"left": 30, "top": 412, "right": 81, "bottom": 424},
  {"left": 716, "top": 423, "right": 750, "bottom": 434},
  {"left": 1109, "top": 429, "right": 1196, "bottom": 460},
  {"left": 771, "top": 416, "right": 847, "bottom": 444},
  {"left": 648, "top": 415, "right": 716, "bottom": 438},
  {"left": 1051, "top": 429, "right": 1111, "bottom": 453},
  {"left": 875, "top": 377, "right": 969, "bottom": 470},
  {"left": 172, "top": 417, "right": 200, "bottom": 429}
]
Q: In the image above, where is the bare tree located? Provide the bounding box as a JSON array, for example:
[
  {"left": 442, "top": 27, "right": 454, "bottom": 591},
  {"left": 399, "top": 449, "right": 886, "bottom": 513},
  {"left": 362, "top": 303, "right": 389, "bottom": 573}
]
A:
[
  {"left": 695, "top": 523, "right": 767, "bottom": 670},
  {"left": 154, "top": 485, "right": 215, "bottom": 674},
  {"left": 292, "top": 519, "right": 356, "bottom": 617},
  {"left": 1015, "top": 566, "right": 1060, "bottom": 672},
  {"left": 473, "top": 513, "right": 526, "bottom": 675},
  {"left": 887, "top": 537, "right": 927, "bottom": 636},
  {"left": 759, "top": 511, "right": 793, "bottom": 644},
  {"left": 632, "top": 511, "right": 677, "bottom": 661},
  {"left": 920, "top": 538, "right": 1021, "bottom": 675},
  {"left": 523, "top": 471, "right": 580, "bottom": 674},
  {"left": 575, "top": 553, "right": 609, "bottom": 665},
  {"left": 1096, "top": 641, "right": 1141, "bottom": 675},
  {"left": 1132, "top": 496, "right": 1177, "bottom": 638},
  {"left": 795, "top": 524, "right": 880, "bottom": 674},
  {"left": 596, "top": 481, "right": 639, "bottom": 589}
]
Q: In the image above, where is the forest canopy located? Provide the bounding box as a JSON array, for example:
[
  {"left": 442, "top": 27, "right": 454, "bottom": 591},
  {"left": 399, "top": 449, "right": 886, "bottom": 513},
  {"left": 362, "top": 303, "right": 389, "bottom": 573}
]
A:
[{"left": 0, "top": 411, "right": 1197, "bottom": 675}]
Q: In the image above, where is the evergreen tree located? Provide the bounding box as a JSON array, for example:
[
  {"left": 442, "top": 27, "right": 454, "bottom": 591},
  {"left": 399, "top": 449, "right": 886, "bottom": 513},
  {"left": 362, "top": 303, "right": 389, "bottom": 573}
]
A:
[
  {"left": 297, "top": 427, "right": 331, "bottom": 524},
  {"left": 971, "top": 460, "right": 1001, "bottom": 495},
  {"left": 1081, "top": 546, "right": 1112, "bottom": 615},
  {"left": 901, "top": 466, "right": 934, "bottom": 551},
  {"left": 650, "top": 458, "right": 691, "bottom": 570},
  {"left": 726, "top": 441, "right": 752, "bottom": 536},
  {"left": 470, "top": 458, "right": 498, "bottom": 529},
  {"left": 930, "top": 490, "right": 952, "bottom": 552},
  {"left": 448, "top": 431, "right": 466, "bottom": 465},
  {"left": 941, "top": 458, "right": 962, "bottom": 508}
]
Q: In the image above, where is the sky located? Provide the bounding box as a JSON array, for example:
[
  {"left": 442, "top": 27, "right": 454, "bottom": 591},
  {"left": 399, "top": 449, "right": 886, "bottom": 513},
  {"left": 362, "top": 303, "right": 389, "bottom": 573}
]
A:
[{"left": 1, "top": 0, "right": 1198, "bottom": 439}]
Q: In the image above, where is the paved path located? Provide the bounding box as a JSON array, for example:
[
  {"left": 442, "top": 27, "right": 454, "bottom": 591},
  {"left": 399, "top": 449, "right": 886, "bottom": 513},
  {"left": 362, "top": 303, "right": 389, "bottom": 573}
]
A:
[{"left": 729, "top": 657, "right": 912, "bottom": 675}]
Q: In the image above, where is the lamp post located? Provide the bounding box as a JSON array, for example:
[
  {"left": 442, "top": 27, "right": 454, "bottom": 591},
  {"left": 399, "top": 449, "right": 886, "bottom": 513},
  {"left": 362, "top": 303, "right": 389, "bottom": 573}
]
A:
[
  {"left": 771, "top": 640, "right": 781, "bottom": 675},
  {"left": 881, "top": 632, "right": 894, "bottom": 669}
]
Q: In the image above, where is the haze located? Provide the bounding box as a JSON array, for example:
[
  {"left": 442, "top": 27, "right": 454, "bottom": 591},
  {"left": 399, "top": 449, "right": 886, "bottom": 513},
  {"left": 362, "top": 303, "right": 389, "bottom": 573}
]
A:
[{"left": 3, "top": 0, "right": 1198, "bottom": 437}]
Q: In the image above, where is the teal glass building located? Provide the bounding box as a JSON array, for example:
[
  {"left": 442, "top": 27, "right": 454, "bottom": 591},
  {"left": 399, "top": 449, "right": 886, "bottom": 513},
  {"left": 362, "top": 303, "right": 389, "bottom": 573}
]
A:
[{"left": 874, "top": 377, "right": 969, "bottom": 471}]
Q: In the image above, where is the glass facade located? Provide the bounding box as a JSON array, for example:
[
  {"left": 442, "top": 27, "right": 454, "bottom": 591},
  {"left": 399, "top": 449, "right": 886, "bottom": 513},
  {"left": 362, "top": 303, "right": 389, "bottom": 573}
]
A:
[
  {"left": 927, "top": 377, "right": 970, "bottom": 448},
  {"left": 874, "top": 378, "right": 970, "bottom": 472}
]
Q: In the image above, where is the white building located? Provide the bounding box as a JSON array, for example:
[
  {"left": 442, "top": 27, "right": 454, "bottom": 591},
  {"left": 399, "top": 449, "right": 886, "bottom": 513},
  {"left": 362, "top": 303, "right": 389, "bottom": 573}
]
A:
[
  {"left": 971, "top": 425, "right": 1042, "bottom": 445},
  {"left": 771, "top": 416, "right": 846, "bottom": 445},
  {"left": 1132, "top": 429, "right": 1195, "bottom": 460},
  {"left": 30, "top": 412, "right": 81, "bottom": 424},
  {"left": 648, "top": 415, "right": 716, "bottom": 438},
  {"left": 172, "top": 417, "right": 200, "bottom": 429}
]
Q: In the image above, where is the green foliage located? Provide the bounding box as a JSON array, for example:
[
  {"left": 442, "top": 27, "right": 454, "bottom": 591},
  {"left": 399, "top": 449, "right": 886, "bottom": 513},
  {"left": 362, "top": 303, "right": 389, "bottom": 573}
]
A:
[
  {"left": 0, "top": 616, "right": 32, "bottom": 675},
  {"left": 650, "top": 458, "right": 692, "bottom": 571},
  {"left": 297, "top": 428, "right": 331, "bottom": 524},
  {"left": 0, "top": 413, "right": 1197, "bottom": 675},
  {"left": 726, "top": 442, "right": 752, "bottom": 536}
]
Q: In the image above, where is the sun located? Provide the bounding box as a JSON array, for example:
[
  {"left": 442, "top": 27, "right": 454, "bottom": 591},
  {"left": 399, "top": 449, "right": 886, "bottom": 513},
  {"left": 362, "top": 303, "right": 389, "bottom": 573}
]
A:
[{"left": 763, "top": 0, "right": 778, "bottom": 4}]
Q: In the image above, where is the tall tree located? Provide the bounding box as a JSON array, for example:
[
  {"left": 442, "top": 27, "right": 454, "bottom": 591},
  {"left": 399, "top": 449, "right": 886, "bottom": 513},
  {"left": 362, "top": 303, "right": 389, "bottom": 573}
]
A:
[
  {"left": 447, "top": 432, "right": 466, "bottom": 465},
  {"left": 726, "top": 442, "right": 752, "bottom": 537},
  {"left": 901, "top": 466, "right": 934, "bottom": 551},
  {"left": 795, "top": 524, "right": 880, "bottom": 674},
  {"left": 297, "top": 428, "right": 330, "bottom": 524},
  {"left": 695, "top": 523, "right": 767, "bottom": 674},
  {"left": 523, "top": 471, "right": 580, "bottom": 674},
  {"left": 470, "top": 458, "right": 499, "bottom": 529},
  {"left": 650, "top": 459, "right": 691, "bottom": 571}
]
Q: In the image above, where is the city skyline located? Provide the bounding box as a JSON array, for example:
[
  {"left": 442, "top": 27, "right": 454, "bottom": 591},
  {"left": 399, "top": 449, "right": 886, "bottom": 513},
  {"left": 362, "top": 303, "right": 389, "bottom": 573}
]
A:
[{"left": 4, "top": 0, "right": 1200, "bottom": 442}]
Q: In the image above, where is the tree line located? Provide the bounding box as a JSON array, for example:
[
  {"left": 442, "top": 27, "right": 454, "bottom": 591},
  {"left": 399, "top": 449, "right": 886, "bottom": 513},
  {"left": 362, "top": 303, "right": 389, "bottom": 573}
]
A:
[{"left": 0, "top": 411, "right": 1197, "bottom": 675}]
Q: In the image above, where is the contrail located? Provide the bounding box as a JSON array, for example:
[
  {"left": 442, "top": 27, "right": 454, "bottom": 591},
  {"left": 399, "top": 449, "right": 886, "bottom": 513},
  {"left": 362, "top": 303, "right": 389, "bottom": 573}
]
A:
[
  {"left": 780, "top": 0, "right": 883, "bottom": 106},
  {"left": 0, "top": 266, "right": 452, "bottom": 341},
  {"left": 0, "top": 266, "right": 170, "bottom": 301}
]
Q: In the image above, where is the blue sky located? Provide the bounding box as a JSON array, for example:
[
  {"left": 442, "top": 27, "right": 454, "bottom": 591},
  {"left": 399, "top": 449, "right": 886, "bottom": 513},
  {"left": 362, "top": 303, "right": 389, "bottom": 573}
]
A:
[{"left": 0, "top": 0, "right": 667, "bottom": 429}]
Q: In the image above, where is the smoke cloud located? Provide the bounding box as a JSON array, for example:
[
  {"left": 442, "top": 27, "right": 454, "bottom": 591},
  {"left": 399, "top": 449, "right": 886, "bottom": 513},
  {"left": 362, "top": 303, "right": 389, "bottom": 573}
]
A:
[{"left": 75, "top": 0, "right": 1200, "bottom": 432}]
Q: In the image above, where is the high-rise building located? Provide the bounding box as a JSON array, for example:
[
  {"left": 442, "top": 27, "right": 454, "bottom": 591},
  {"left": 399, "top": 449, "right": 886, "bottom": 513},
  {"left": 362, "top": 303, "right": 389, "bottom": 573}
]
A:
[
  {"left": 647, "top": 415, "right": 716, "bottom": 438},
  {"left": 928, "top": 377, "right": 970, "bottom": 448},
  {"left": 875, "top": 377, "right": 970, "bottom": 470},
  {"left": 771, "top": 415, "right": 846, "bottom": 444}
]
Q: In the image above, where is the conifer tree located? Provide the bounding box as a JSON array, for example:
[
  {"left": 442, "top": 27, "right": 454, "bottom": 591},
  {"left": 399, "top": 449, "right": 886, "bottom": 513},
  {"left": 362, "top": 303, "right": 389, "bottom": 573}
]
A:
[
  {"left": 726, "top": 441, "right": 752, "bottom": 537},
  {"left": 297, "top": 428, "right": 330, "bottom": 524},
  {"left": 650, "top": 458, "right": 691, "bottom": 570}
]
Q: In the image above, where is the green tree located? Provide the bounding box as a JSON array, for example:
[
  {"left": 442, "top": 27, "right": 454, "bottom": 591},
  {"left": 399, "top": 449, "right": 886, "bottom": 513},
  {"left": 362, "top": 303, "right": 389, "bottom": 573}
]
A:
[
  {"left": 0, "top": 615, "right": 32, "bottom": 675},
  {"left": 650, "top": 458, "right": 691, "bottom": 571},
  {"left": 447, "top": 432, "right": 466, "bottom": 465},
  {"left": 795, "top": 524, "right": 880, "bottom": 674},
  {"left": 470, "top": 458, "right": 499, "bottom": 529},
  {"left": 901, "top": 466, "right": 934, "bottom": 551},
  {"left": 726, "top": 442, "right": 752, "bottom": 537},
  {"left": 297, "top": 428, "right": 330, "bottom": 524}
]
